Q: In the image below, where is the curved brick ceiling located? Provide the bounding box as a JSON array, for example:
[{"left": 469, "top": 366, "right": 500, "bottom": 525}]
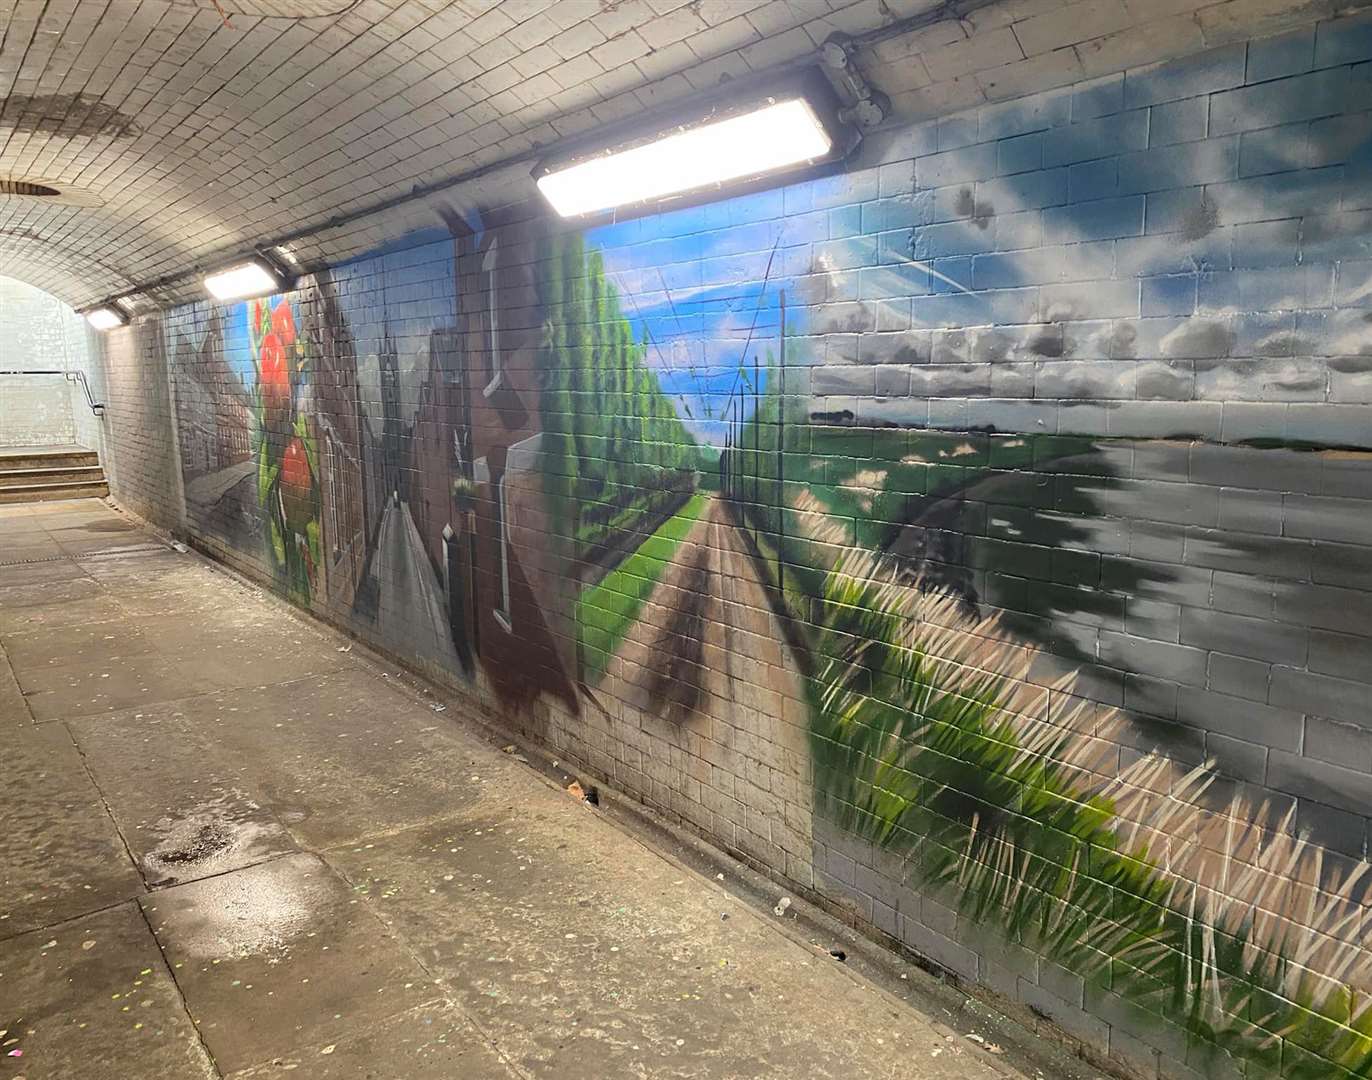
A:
[{"left": 0, "top": 0, "right": 1349, "bottom": 309}]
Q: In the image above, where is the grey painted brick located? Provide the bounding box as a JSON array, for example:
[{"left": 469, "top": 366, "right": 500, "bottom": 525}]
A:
[
  {"left": 1284, "top": 493, "right": 1372, "bottom": 545},
  {"left": 1208, "top": 651, "right": 1271, "bottom": 701},
  {"left": 1237, "top": 121, "right": 1311, "bottom": 178},
  {"left": 977, "top": 88, "right": 1073, "bottom": 142},
  {"left": 1276, "top": 583, "right": 1372, "bottom": 636},
  {"left": 1313, "top": 12, "right": 1372, "bottom": 69},
  {"left": 1204, "top": 731, "right": 1269, "bottom": 784},
  {"left": 897, "top": 915, "right": 979, "bottom": 981},
  {"left": 1117, "top": 137, "right": 1240, "bottom": 194},
  {"left": 1150, "top": 97, "right": 1209, "bottom": 147},
  {"left": 1246, "top": 25, "right": 1315, "bottom": 83},
  {"left": 1072, "top": 72, "right": 1124, "bottom": 121},
  {"left": 1123, "top": 44, "right": 1248, "bottom": 109},
  {"left": 1019, "top": 979, "right": 1110, "bottom": 1053},
  {"left": 1067, "top": 158, "right": 1120, "bottom": 201},
  {"left": 1041, "top": 109, "right": 1148, "bottom": 167},
  {"left": 916, "top": 143, "right": 1000, "bottom": 189},
  {"left": 1184, "top": 527, "right": 1313, "bottom": 580},
  {"left": 1098, "top": 630, "right": 1209, "bottom": 685},
  {"left": 1175, "top": 688, "right": 1304, "bottom": 751},
  {"left": 1210, "top": 67, "right": 1349, "bottom": 137},
  {"left": 1217, "top": 488, "right": 1282, "bottom": 535},
  {"left": 1270, "top": 666, "right": 1368, "bottom": 726},
  {"left": 1181, "top": 607, "right": 1309, "bottom": 665},
  {"left": 1267, "top": 749, "right": 1372, "bottom": 816},
  {"left": 1304, "top": 713, "right": 1372, "bottom": 772},
  {"left": 1308, "top": 628, "right": 1372, "bottom": 683},
  {"left": 998, "top": 131, "right": 1043, "bottom": 175}
]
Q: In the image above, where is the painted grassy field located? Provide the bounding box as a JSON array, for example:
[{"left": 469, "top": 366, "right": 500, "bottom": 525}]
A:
[{"left": 576, "top": 491, "right": 709, "bottom": 681}]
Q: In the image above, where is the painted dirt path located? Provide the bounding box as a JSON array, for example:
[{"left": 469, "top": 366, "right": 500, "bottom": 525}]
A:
[{"left": 596, "top": 492, "right": 813, "bottom": 862}]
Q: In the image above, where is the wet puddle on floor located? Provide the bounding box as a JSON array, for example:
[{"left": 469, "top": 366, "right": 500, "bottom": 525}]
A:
[{"left": 140, "top": 791, "right": 294, "bottom": 888}]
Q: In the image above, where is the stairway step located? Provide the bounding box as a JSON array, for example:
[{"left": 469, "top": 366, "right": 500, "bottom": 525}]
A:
[
  {"left": 0, "top": 448, "right": 100, "bottom": 471},
  {"left": 0, "top": 480, "right": 109, "bottom": 505},
  {"left": 0, "top": 465, "right": 106, "bottom": 488}
]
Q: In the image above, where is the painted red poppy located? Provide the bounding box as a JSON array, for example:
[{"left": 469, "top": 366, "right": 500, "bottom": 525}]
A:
[
  {"left": 280, "top": 436, "right": 312, "bottom": 530},
  {"left": 259, "top": 332, "right": 290, "bottom": 430},
  {"left": 271, "top": 301, "right": 296, "bottom": 348}
]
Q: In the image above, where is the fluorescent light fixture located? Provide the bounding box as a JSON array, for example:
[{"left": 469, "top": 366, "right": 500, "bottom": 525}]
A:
[
  {"left": 85, "top": 305, "right": 127, "bottom": 330},
  {"left": 203, "top": 258, "right": 286, "bottom": 301},
  {"left": 536, "top": 97, "right": 834, "bottom": 217}
]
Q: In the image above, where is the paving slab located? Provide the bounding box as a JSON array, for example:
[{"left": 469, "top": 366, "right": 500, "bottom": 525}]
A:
[
  {"left": 69, "top": 705, "right": 298, "bottom": 888},
  {"left": 326, "top": 788, "right": 1011, "bottom": 1080},
  {"left": 0, "top": 904, "right": 216, "bottom": 1079},
  {"left": 74, "top": 669, "right": 497, "bottom": 850},
  {"left": 134, "top": 612, "right": 348, "bottom": 690},
  {"left": 1, "top": 618, "right": 158, "bottom": 671},
  {"left": 0, "top": 643, "right": 28, "bottom": 724},
  {"left": 0, "top": 725, "right": 143, "bottom": 937},
  {"left": 17, "top": 654, "right": 220, "bottom": 722},
  {"left": 226, "top": 1002, "right": 520, "bottom": 1079},
  {"left": 140, "top": 852, "right": 439, "bottom": 1073},
  {"left": 0, "top": 559, "right": 87, "bottom": 589}
]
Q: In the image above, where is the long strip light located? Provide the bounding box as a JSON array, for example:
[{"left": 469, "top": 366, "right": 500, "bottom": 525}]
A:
[
  {"left": 85, "top": 305, "right": 128, "bottom": 330},
  {"left": 204, "top": 258, "right": 287, "bottom": 301},
  {"left": 536, "top": 97, "right": 835, "bottom": 218}
]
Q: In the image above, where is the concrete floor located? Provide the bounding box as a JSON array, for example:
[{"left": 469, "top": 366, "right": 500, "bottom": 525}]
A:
[{"left": 0, "top": 499, "right": 1042, "bottom": 1080}]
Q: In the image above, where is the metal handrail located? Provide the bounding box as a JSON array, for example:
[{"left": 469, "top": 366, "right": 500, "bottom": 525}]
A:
[
  {"left": 0, "top": 369, "right": 106, "bottom": 415},
  {"left": 0, "top": 370, "right": 105, "bottom": 417}
]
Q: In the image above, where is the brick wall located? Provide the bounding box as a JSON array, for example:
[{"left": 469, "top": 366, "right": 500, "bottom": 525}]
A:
[
  {"left": 94, "top": 10, "right": 1372, "bottom": 1078},
  {"left": 0, "top": 276, "right": 98, "bottom": 448},
  {"left": 92, "top": 319, "right": 184, "bottom": 532}
]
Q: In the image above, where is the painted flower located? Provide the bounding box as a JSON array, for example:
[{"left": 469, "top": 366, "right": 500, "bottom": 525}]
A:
[
  {"left": 259, "top": 332, "right": 290, "bottom": 431},
  {"left": 280, "top": 436, "right": 313, "bottom": 530},
  {"left": 271, "top": 301, "right": 296, "bottom": 348}
]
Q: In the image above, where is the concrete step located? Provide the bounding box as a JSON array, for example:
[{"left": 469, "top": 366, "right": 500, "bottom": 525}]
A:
[
  {"left": 0, "top": 465, "right": 106, "bottom": 489},
  {"left": 0, "top": 479, "right": 109, "bottom": 504},
  {"left": 0, "top": 447, "right": 100, "bottom": 471}
]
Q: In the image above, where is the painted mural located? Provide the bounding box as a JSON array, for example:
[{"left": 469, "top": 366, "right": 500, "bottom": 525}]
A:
[{"left": 165, "top": 20, "right": 1372, "bottom": 1078}]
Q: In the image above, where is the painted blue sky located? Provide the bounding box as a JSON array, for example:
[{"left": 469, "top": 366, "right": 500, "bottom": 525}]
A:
[
  {"left": 222, "top": 299, "right": 259, "bottom": 389},
  {"left": 588, "top": 199, "right": 789, "bottom": 447}
]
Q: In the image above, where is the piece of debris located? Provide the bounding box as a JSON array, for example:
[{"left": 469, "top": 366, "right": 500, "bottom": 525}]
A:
[
  {"left": 986, "top": 1043, "right": 1005, "bottom": 1054},
  {"left": 965, "top": 1032, "right": 985, "bottom": 1044},
  {"left": 500, "top": 744, "right": 517, "bottom": 754},
  {"left": 170, "top": 541, "right": 189, "bottom": 553},
  {"left": 828, "top": 948, "right": 847, "bottom": 962},
  {"left": 82, "top": 939, "right": 96, "bottom": 950},
  {"left": 431, "top": 703, "right": 446, "bottom": 712},
  {"left": 582, "top": 785, "right": 599, "bottom": 806},
  {"left": 336, "top": 643, "right": 352, "bottom": 653},
  {"left": 773, "top": 896, "right": 791, "bottom": 917},
  {"left": 567, "top": 781, "right": 585, "bottom": 800}
]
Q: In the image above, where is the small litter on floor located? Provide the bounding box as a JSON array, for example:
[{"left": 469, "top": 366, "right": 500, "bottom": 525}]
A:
[
  {"left": 170, "top": 541, "right": 189, "bottom": 553},
  {"left": 828, "top": 948, "right": 846, "bottom": 962},
  {"left": 773, "top": 896, "right": 791, "bottom": 916}
]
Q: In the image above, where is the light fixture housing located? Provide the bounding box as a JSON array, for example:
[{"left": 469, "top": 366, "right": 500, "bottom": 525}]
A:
[
  {"left": 203, "top": 257, "right": 290, "bottom": 302},
  {"left": 533, "top": 70, "right": 856, "bottom": 219},
  {"left": 84, "top": 304, "right": 128, "bottom": 330}
]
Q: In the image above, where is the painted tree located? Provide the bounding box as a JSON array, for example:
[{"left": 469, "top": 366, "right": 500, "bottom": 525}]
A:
[{"left": 537, "top": 232, "right": 698, "bottom": 565}]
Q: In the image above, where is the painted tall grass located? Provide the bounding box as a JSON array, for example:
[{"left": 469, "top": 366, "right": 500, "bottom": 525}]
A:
[{"left": 793, "top": 492, "right": 1372, "bottom": 1077}]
